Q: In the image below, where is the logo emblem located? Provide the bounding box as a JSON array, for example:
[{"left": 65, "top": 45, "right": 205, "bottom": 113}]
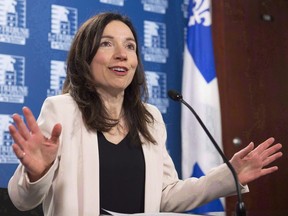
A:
[
  {"left": 142, "top": 0, "right": 168, "bottom": 14},
  {"left": 0, "top": 0, "right": 29, "bottom": 45},
  {"left": 0, "top": 54, "right": 28, "bottom": 103},
  {"left": 142, "top": 21, "right": 169, "bottom": 63},
  {"left": 99, "top": 0, "right": 125, "bottom": 6},
  {"left": 48, "top": 5, "right": 78, "bottom": 51},
  {"left": 47, "top": 60, "right": 66, "bottom": 97},
  {"left": 146, "top": 71, "right": 169, "bottom": 113},
  {"left": 0, "top": 114, "right": 18, "bottom": 164}
]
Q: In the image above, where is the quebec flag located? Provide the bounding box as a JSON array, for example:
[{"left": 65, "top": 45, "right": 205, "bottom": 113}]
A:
[{"left": 181, "top": 0, "right": 224, "bottom": 214}]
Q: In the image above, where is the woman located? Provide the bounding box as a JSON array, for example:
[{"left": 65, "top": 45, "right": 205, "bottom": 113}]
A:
[{"left": 8, "top": 12, "right": 282, "bottom": 216}]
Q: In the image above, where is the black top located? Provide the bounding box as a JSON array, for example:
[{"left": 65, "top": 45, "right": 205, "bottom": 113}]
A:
[{"left": 98, "top": 131, "right": 145, "bottom": 215}]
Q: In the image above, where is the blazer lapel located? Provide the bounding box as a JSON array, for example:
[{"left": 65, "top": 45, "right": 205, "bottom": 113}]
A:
[{"left": 141, "top": 136, "right": 163, "bottom": 213}]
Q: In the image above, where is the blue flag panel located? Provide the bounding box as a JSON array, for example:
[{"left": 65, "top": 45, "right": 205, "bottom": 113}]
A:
[
  {"left": 181, "top": 0, "right": 224, "bottom": 214},
  {"left": 187, "top": 0, "right": 216, "bottom": 83}
]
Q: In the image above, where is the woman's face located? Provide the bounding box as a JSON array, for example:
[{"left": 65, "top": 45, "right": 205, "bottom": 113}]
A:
[{"left": 90, "top": 20, "right": 138, "bottom": 96}]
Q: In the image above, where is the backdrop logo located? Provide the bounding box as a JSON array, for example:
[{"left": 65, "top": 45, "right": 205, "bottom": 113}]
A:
[
  {"left": 99, "top": 0, "right": 125, "bottom": 6},
  {"left": 142, "top": 21, "right": 169, "bottom": 63},
  {"left": 142, "top": 0, "right": 168, "bottom": 14},
  {"left": 47, "top": 60, "right": 66, "bottom": 97},
  {"left": 0, "top": 114, "right": 18, "bottom": 164},
  {"left": 0, "top": 54, "right": 28, "bottom": 103},
  {"left": 0, "top": 0, "right": 29, "bottom": 45},
  {"left": 145, "top": 71, "right": 169, "bottom": 113},
  {"left": 48, "top": 5, "right": 77, "bottom": 51}
]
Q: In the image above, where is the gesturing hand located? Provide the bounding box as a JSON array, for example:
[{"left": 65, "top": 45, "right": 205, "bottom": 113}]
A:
[
  {"left": 230, "top": 137, "right": 283, "bottom": 185},
  {"left": 9, "top": 107, "right": 62, "bottom": 182}
]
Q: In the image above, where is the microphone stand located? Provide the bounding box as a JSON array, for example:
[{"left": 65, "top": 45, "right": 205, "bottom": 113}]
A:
[{"left": 168, "top": 90, "right": 246, "bottom": 216}]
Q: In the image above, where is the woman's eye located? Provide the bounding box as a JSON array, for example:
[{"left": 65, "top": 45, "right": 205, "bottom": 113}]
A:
[
  {"left": 127, "top": 43, "right": 136, "bottom": 50},
  {"left": 100, "top": 41, "right": 111, "bottom": 47}
]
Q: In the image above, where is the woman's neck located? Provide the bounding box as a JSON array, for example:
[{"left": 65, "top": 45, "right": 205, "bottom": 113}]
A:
[{"left": 97, "top": 89, "right": 124, "bottom": 119}]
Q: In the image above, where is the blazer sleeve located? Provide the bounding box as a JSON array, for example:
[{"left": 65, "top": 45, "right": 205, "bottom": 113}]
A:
[
  {"left": 8, "top": 97, "right": 62, "bottom": 211},
  {"left": 147, "top": 105, "right": 249, "bottom": 212}
]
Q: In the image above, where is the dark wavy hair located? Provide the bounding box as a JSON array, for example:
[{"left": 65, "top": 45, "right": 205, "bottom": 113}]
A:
[{"left": 62, "top": 12, "right": 156, "bottom": 145}]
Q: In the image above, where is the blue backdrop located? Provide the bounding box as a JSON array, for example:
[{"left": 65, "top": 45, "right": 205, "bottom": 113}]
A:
[{"left": 0, "top": 0, "right": 188, "bottom": 187}]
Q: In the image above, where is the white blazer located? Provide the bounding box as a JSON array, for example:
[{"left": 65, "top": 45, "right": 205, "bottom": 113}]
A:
[{"left": 8, "top": 94, "right": 248, "bottom": 216}]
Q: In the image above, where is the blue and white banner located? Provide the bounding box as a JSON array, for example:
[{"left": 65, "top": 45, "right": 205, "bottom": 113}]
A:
[{"left": 181, "top": 0, "right": 224, "bottom": 214}]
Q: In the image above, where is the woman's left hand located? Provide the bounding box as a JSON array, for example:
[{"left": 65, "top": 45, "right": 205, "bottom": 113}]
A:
[{"left": 229, "top": 137, "right": 283, "bottom": 185}]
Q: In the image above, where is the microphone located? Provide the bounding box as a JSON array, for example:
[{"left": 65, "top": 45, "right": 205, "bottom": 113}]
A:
[{"left": 168, "top": 89, "right": 246, "bottom": 216}]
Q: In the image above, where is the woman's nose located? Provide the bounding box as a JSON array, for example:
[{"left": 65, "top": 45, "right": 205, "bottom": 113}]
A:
[{"left": 114, "top": 45, "right": 127, "bottom": 60}]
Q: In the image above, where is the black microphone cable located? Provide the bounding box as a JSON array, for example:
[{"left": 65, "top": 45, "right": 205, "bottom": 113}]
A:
[{"left": 168, "top": 89, "right": 246, "bottom": 216}]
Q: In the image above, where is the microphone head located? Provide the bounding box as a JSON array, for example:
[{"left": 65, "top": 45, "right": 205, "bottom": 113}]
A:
[{"left": 168, "top": 89, "right": 182, "bottom": 101}]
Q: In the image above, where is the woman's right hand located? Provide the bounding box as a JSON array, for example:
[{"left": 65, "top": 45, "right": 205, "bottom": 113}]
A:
[{"left": 9, "top": 106, "right": 62, "bottom": 182}]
